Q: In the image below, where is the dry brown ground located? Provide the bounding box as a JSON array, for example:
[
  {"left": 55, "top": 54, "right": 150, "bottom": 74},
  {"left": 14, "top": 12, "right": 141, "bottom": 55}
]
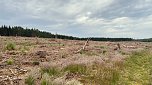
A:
[{"left": 0, "top": 36, "right": 151, "bottom": 85}]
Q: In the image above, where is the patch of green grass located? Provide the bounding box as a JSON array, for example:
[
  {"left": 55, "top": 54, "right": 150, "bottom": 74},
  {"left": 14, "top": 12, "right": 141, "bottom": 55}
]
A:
[
  {"left": 23, "top": 45, "right": 29, "bottom": 50},
  {"left": 102, "top": 50, "right": 107, "bottom": 55},
  {"left": 5, "top": 42, "right": 16, "bottom": 51},
  {"left": 62, "top": 63, "right": 123, "bottom": 85},
  {"left": 25, "top": 76, "right": 35, "bottom": 85},
  {"left": 119, "top": 50, "right": 152, "bottom": 85},
  {"left": 81, "top": 63, "right": 122, "bottom": 85},
  {"left": 41, "top": 79, "right": 49, "bottom": 85},
  {"left": 79, "top": 50, "right": 98, "bottom": 56},
  {"left": 41, "top": 67, "right": 60, "bottom": 76},
  {"left": 41, "top": 73, "right": 54, "bottom": 85},
  {"left": 6, "top": 58, "right": 14, "bottom": 65},
  {"left": 100, "top": 46, "right": 105, "bottom": 49},
  {"left": 95, "top": 45, "right": 106, "bottom": 49},
  {"left": 63, "top": 64, "right": 87, "bottom": 75},
  {"left": 119, "top": 51, "right": 128, "bottom": 55},
  {"left": 49, "top": 43, "right": 64, "bottom": 46},
  {"left": 19, "top": 45, "right": 29, "bottom": 55},
  {"left": 21, "top": 42, "right": 33, "bottom": 46},
  {"left": 32, "top": 61, "right": 40, "bottom": 65}
]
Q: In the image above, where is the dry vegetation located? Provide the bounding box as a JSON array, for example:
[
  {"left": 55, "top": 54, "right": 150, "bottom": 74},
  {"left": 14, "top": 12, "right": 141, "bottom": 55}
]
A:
[{"left": 0, "top": 36, "right": 152, "bottom": 85}]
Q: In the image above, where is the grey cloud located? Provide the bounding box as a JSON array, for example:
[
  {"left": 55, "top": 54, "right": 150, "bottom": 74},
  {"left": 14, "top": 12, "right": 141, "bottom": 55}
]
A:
[
  {"left": 0, "top": 0, "right": 152, "bottom": 38},
  {"left": 93, "top": 0, "right": 152, "bottom": 19}
]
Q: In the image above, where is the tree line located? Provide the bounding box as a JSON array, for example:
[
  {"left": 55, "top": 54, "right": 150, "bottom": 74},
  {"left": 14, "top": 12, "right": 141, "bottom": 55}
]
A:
[
  {"left": 137, "top": 38, "right": 152, "bottom": 42},
  {"left": 0, "top": 25, "right": 80, "bottom": 40},
  {"left": 0, "top": 25, "right": 133, "bottom": 41}
]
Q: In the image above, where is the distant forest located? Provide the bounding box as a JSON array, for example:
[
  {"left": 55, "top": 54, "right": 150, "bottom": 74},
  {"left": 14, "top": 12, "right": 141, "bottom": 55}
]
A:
[
  {"left": 0, "top": 25, "right": 134, "bottom": 41},
  {"left": 137, "top": 38, "right": 152, "bottom": 42}
]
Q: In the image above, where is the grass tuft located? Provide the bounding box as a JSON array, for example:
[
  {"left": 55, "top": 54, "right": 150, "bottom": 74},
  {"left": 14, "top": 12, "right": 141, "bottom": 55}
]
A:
[
  {"left": 63, "top": 64, "right": 87, "bottom": 75},
  {"left": 6, "top": 58, "right": 14, "bottom": 65},
  {"left": 41, "top": 79, "right": 49, "bottom": 85},
  {"left": 81, "top": 63, "right": 121, "bottom": 85},
  {"left": 25, "top": 76, "right": 35, "bottom": 85},
  {"left": 33, "top": 61, "right": 40, "bottom": 65},
  {"left": 5, "top": 42, "right": 16, "bottom": 51},
  {"left": 41, "top": 67, "right": 60, "bottom": 76}
]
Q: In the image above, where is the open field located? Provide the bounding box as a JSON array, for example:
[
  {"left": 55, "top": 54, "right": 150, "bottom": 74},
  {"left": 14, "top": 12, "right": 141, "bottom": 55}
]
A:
[{"left": 0, "top": 36, "right": 152, "bottom": 85}]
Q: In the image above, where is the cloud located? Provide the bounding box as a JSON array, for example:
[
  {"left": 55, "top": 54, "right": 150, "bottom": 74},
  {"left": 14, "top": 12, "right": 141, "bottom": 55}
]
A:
[{"left": 0, "top": 0, "right": 152, "bottom": 38}]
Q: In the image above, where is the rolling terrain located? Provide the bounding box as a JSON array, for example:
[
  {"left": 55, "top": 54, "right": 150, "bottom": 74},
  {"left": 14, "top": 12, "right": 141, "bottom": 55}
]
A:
[{"left": 0, "top": 36, "right": 152, "bottom": 85}]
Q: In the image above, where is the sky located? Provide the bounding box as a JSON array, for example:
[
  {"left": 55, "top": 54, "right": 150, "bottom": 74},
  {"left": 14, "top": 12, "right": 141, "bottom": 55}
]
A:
[{"left": 0, "top": 0, "right": 152, "bottom": 38}]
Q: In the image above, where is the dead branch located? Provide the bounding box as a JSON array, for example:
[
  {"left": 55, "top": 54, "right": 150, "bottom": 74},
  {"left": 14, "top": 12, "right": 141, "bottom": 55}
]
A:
[{"left": 76, "top": 38, "right": 90, "bottom": 53}]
